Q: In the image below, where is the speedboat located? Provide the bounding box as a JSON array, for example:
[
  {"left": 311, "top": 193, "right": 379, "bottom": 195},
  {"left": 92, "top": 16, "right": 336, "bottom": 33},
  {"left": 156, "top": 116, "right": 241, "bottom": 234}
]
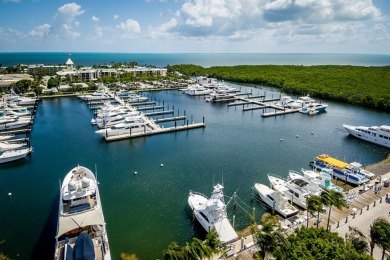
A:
[
  {"left": 95, "top": 121, "right": 151, "bottom": 138},
  {"left": 290, "top": 169, "right": 343, "bottom": 193},
  {"left": 54, "top": 165, "right": 111, "bottom": 260},
  {"left": 310, "top": 154, "right": 370, "bottom": 185},
  {"left": 0, "top": 141, "right": 27, "bottom": 152},
  {"left": 343, "top": 124, "right": 390, "bottom": 149},
  {"left": 254, "top": 183, "right": 299, "bottom": 218},
  {"left": 188, "top": 184, "right": 238, "bottom": 243},
  {"left": 300, "top": 103, "right": 328, "bottom": 114},
  {"left": 0, "top": 147, "right": 32, "bottom": 164},
  {"left": 268, "top": 174, "right": 314, "bottom": 209}
]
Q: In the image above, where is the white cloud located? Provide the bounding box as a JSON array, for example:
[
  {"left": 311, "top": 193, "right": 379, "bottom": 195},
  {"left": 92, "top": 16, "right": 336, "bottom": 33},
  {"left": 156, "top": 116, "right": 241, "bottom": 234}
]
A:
[
  {"left": 116, "top": 19, "right": 141, "bottom": 38},
  {"left": 148, "top": 18, "right": 178, "bottom": 39},
  {"left": 28, "top": 24, "right": 51, "bottom": 38},
  {"left": 92, "top": 16, "right": 100, "bottom": 22},
  {"left": 114, "top": 14, "right": 119, "bottom": 20},
  {"left": 53, "top": 3, "right": 85, "bottom": 39}
]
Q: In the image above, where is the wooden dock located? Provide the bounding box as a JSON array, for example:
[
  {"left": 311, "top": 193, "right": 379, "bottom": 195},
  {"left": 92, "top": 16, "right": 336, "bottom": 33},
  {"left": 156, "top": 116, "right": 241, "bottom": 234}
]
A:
[
  {"left": 155, "top": 116, "right": 186, "bottom": 123},
  {"left": 262, "top": 108, "right": 300, "bottom": 117},
  {"left": 105, "top": 122, "right": 206, "bottom": 142}
]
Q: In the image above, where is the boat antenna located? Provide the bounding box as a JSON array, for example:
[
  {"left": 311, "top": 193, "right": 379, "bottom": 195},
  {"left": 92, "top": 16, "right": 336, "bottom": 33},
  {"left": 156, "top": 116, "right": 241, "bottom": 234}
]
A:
[{"left": 95, "top": 164, "right": 100, "bottom": 185}]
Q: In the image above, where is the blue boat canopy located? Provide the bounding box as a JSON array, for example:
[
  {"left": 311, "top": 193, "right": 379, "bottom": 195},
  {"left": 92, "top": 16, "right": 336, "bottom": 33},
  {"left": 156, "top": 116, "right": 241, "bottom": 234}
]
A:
[{"left": 74, "top": 232, "right": 95, "bottom": 260}]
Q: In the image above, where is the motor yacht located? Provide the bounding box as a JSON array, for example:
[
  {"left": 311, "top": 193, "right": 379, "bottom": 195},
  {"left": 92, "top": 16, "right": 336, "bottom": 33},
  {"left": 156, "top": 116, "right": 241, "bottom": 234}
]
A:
[
  {"left": 0, "top": 141, "right": 27, "bottom": 152},
  {"left": 54, "top": 165, "right": 111, "bottom": 260},
  {"left": 343, "top": 124, "right": 390, "bottom": 149},
  {"left": 0, "top": 147, "right": 32, "bottom": 164},
  {"left": 95, "top": 121, "right": 151, "bottom": 138},
  {"left": 254, "top": 183, "right": 299, "bottom": 218},
  {"left": 188, "top": 184, "right": 238, "bottom": 243},
  {"left": 268, "top": 174, "right": 314, "bottom": 209},
  {"left": 206, "top": 91, "right": 236, "bottom": 102},
  {"left": 290, "top": 169, "right": 343, "bottom": 193}
]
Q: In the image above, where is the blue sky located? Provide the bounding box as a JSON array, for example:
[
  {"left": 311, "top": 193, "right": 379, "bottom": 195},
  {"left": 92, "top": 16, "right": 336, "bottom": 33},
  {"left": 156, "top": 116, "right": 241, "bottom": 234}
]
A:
[{"left": 0, "top": 0, "right": 389, "bottom": 53}]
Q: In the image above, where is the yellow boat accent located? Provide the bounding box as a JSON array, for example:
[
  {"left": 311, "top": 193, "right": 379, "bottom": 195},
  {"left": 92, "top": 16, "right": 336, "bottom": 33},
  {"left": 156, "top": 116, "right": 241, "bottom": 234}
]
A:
[{"left": 316, "top": 154, "right": 349, "bottom": 169}]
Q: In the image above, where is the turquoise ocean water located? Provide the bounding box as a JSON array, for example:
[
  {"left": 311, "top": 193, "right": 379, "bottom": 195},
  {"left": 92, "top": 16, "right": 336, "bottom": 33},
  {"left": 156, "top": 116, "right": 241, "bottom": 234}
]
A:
[
  {"left": 0, "top": 53, "right": 389, "bottom": 259},
  {"left": 1, "top": 52, "right": 390, "bottom": 67}
]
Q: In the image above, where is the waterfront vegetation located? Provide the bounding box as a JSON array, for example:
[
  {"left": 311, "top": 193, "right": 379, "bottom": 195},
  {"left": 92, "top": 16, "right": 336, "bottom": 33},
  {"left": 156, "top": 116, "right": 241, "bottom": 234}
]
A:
[{"left": 168, "top": 64, "right": 390, "bottom": 112}]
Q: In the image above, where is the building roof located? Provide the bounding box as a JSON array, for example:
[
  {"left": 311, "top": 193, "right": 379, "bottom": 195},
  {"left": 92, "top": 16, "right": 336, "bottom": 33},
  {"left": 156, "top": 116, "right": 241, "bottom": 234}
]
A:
[{"left": 66, "top": 58, "right": 74, "bottom": 65}]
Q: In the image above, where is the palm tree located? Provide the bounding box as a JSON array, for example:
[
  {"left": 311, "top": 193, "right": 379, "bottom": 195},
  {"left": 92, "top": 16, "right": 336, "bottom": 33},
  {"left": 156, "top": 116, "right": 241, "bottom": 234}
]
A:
[
  {"left": 345, "top": 226, "right": 369, "bottom": 254},
  {"left": 255, "top": 213, "right": 286, "bottom": 259},
  {"left": 320, "top": 190, "right": 347, "bottom": 231},
  {"left": 163, "top": 241, "right": 183, "bottom": 260},
  {"left": 370, "top": 217, "right": 390, "bottom": 260},
  {"left": 306, "top": 195, "right": 325, "bottom": 228}
]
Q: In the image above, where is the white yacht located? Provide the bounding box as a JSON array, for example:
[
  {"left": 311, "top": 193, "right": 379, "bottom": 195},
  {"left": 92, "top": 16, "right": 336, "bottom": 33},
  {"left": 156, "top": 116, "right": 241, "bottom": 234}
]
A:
[
  {"left": 274, "top": 96, "right": 297, "bottom": 108},
  {"left": 0, "top": 147, "right": 32, "bottom": 164},
  {"left": 54, "top": 165, "right": 111, "bottom": 260},
  {"left": 343, "top": 124, "right": 390, "bottom": 148},
  {"left": 78, "top": 88, "right": 111, "bottom": 101},
  {"left": 125, "top": 94, "right": 148, "bottom": 103},
  {"left": 254, "top": 183, "right": 299, "bottom": 218},
  {"left": 183, "top": 84, "right": 213, "bottom": 96},
  {"left": 268, "top": 174, "right": 314, "bottom": 209},
  {"left": 1, "top": 105, "right": 31, "bottom": 117},
  {"left": 0, "top": 141, "right": 27, "bottom": 152},
  {"left": 7, "top": 95, "right": 37, "bottom": 106},
  {"left": 188, "top": 184, "right": 238, "bottom": 243},
  {"left": 290, "top": 169, "right": 343, "bottom": 193},
  {"left": 93, "top": 111, "right": 140, "bottom": 128},
  {"left": 0, "top": 117, "right": 31, "bottom": 131},
  {"left": 95, "top": 121, "right": 151, "bottom": 138},
  {"left": 0, "top": 134, "right": 14, "bottom": 141},
  {"left": 206, "top": 91, "right": 236, "bottom": 102}
]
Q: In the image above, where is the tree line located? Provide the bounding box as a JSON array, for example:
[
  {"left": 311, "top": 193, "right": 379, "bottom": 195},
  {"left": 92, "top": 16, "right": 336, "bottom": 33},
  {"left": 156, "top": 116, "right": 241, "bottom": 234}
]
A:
[{"left": 168, "top": 64, "right": 390, "bottom": 112}]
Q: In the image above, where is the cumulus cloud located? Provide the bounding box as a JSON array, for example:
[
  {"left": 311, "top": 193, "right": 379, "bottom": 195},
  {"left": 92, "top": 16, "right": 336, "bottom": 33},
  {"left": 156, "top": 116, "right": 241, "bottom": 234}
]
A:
[
  {"left": 28, "top": 24, "right": 51, "bottom": 38},
  {"left": 53, "top": 3, "right": 85, "bottom": 39},
  {"left": 116, "top": 19, "right": 141, "bottom": 38},
  {"left": 114, "top": 14, "right": 119, "bottom": 20},
  {"left": 92, "top": 16, "right": 100, "bottom": 22}
]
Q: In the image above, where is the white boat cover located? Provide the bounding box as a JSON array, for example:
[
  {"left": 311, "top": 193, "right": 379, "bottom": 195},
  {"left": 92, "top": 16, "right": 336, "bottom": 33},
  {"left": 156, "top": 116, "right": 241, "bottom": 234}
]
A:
[
  {"left": 214, "top": 218, "right": 238, "bottom": 243},
  {"left": 57, "top": 206, "right": 105, "bottom": 237}
]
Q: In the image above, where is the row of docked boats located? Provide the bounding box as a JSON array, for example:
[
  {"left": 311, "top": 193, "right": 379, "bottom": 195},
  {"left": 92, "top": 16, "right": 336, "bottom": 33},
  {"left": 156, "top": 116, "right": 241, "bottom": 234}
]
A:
[
  {"left": 0, "top": 94, "right": 36, "bottom": 164},
  {"left": 181, "top": 77, "right": 238, "bottom": 102},
  {"left": 81, "top": 95, "right": 153, "bottom": 138},
  {"left": 274, "top": 95, "right": 328, "bottom": 114},
  {"left": 253, "top": 154, "right": 375, "bottom": 218}
]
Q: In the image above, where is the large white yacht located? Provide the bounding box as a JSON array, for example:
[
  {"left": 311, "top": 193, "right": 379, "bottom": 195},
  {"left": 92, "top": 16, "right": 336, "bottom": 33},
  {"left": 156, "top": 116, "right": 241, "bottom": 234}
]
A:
[
  {"left": 54, "top": 165, "right": 111, "bottom": 260},
  {"left": 78, "top": 88, "right": 111, "bottom": 101},
  {"left": 268, "top": 174, "right": 317, "bottom": 209},
  {"left": 95, "top": 121, "right": 151, "bottom": 138},
  {"left": 254, "top": 183, "right": 299, "bottom": 218},
  {"left": 188, "top": 184, "right": 238, "bottom": 243},
  {"left": 343, "top": 124, "right": 390, "bottom": 148}
]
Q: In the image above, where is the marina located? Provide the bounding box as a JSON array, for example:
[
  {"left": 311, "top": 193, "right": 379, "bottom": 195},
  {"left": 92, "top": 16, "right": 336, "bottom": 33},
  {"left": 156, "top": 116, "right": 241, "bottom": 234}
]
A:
[{"left": 0, "top": 82, "right": 389, "bottom": 259}]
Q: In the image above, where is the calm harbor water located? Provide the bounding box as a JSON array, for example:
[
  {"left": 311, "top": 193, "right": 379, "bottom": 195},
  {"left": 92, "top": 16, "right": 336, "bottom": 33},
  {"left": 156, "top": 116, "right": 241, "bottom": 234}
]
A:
[{"left": 0, "top": 83, "right": 389, "bottom": 259}]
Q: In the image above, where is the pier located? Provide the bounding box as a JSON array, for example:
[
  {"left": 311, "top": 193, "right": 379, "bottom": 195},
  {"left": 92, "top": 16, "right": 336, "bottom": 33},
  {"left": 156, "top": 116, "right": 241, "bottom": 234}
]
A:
[{"left": 82, "top": 89, "right": 206, "bottom": 142}]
